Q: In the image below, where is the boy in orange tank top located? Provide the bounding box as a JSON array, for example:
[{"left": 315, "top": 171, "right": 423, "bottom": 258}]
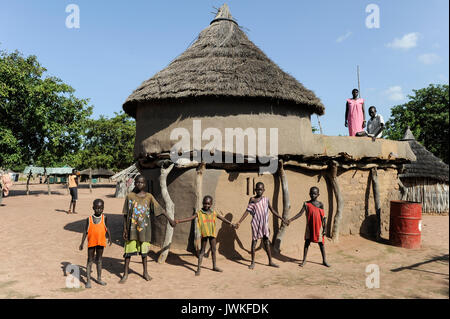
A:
[
  {"left": 287, "top": 187, "right": 330, "bottom": 267},
  {"left": 79, "top": 199, "right": 112, "bottom": 288}
]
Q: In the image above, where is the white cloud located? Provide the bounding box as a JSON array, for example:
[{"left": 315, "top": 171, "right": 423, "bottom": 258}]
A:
[
  {"left": 386, "top": 32, "right": 420, "bottom": 50},
  {"left": 418, "top": 53, "right": 441, "bottom": 65},
  {"left": 384, "top": 86, "right": 405, "bottom": 101},
  {"left": 336, "top": 31, "right": 352, "bottom": 43}
]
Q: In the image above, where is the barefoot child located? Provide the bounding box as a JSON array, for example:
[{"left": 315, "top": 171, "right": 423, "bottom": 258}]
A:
[
  {"left": 287, "top": 186, "right": 330, "bottom": 267},
  {"left": 79, "top": 199, "right": 112, "bottom": 288},
  {"left": 235, "top": 182, "right": 288, "bottom": 269},
  {"left": 119, "top": 175, "right": 175, "bottom": 283},
  {"left": 175, "top": 195, "right": 235, "bottom": 276}
]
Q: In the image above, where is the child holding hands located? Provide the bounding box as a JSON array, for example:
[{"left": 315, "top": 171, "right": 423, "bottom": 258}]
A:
[{"left": 175, "top": 195, "right": 235, "bottom": 276}]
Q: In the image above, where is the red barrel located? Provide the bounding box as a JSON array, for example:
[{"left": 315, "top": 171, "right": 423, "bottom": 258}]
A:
[{"left": 389, "top": 200, "right": 422, "bottom": 249}]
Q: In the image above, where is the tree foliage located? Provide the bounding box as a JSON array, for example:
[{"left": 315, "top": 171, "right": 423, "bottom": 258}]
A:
[
  {"left": 0, "top": 49, "right": 92, "bottom": 170},
  {"left": 78, "top": 112, "right": 135, "bottom": 171},
  {"left": 385, "top": 84, "right": 449, "bottom": 164}
]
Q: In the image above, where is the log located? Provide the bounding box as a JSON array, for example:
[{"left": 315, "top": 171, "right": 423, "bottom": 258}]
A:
[
  {"left": 329, "top": 161, "right": 344, "bottom": 242},
  {"left": 371, "top": 168, "right": 381, "bottom": 238},
  {"left": 274, "top": 160, "right": 291, "bottom": 252},
  {"left": 194, "top": 162, "right": 205, "bottom": 255},
  {"left": 157, "top": 163, "right": 175, "bottom": 264}
]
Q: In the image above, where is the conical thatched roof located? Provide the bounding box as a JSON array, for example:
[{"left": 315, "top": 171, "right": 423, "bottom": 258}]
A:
[
  {"left": 400, "top": 127, "right": 449, "bottom": 182},
  {"left": 123, "top": 4, "right": 325, "bottom": 117}
]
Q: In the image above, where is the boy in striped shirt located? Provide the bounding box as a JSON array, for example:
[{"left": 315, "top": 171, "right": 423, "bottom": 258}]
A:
[{"left": 175, "top": 195, "right": 236, "bottom": 276}]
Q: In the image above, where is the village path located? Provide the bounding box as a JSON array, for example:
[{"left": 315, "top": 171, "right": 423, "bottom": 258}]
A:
[{"left": 0, "top": 183, "right": 448, "bottom": 299}]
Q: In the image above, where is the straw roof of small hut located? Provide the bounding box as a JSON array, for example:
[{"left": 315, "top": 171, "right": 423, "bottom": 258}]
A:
[
  {"left": 399, "top": 127, "right": 449, "bottom": 182},
  {"left": 123, "top": 4, "right": 325, "bottom": 117}
]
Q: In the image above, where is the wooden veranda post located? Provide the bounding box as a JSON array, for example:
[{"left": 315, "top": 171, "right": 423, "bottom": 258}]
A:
[
  {"left": 329, "top": 161, "right": 344, "bottom": 242},
  {"left": 26, "top": 171, "right": 32, "bottom": 195},
  {"left": 158, "top": 163, "right": 175, "bottom": 264},
  {"left": 371, "top": 167, "right": 381, "bottom": 239},
  {"left": 274, "top": 160, "right": 291, "bottom": 252},
  {"left": 194, "top": 163, "right": 205, "bottom": 255}
]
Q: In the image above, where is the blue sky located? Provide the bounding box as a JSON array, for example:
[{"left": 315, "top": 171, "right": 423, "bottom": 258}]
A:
[{"left": 1, "top": 0, "right": 448, "bottom": 136}]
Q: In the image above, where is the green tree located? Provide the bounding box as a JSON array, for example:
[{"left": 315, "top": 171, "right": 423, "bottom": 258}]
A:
[
  {"left": 385, "top": 84, "right": 449, "bottom": 163},
  {"left": 79, "top": 112, "right": 135, "bottom": 171},
  {"left": 0, "top": 49, "right": 92, "bottom": 170}
]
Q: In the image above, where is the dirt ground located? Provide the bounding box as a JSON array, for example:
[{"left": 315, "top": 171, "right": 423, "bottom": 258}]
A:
[{"left": 0, "top": 182, "right": 448, "bottom": 299}]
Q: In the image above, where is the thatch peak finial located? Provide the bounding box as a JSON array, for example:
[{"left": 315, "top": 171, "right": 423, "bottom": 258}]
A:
[
  {"left": 210, "top": 3, "right": 237, "bottom": 25},
  {"left": 402, "top": 126, "right": 416, "bottom": 141}
]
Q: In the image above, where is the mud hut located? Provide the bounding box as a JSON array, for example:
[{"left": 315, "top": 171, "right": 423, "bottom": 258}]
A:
[
  {"left": 399, "top": 127, "right": 449, "bottom": 214},
  {"left": 123, "top": 4, "right": 415, "bottom": 262}
]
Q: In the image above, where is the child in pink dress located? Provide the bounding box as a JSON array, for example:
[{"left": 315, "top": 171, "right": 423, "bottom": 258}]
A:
[{"left": 345, "top": 88, "right": 366, "bottom": 136}]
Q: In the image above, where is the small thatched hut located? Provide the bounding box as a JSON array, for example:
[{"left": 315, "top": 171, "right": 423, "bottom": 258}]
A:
[
  {"left": 123, "top": 4, "right": 415, "bottom": 262},
  {"left": 399, "top": 128, "right": 449, "bottom": 214}
]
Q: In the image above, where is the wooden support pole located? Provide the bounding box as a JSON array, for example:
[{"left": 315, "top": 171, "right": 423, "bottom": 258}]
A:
[
  {"left": 194, "top": 162, "right": 206, "bottom": 255},
  {"left": 274, "top": 160, "right": 291, "bottom": 253},
  {"left": 371, "top": 167, "right": 381, "bottom": 239},
  {"left": 158, "top": 163, "right": 175, "bottom": 264},
  {"left": 89, "top": 170, "right": 93, "bottom": 192},
  {"left": 246, "top": 177, "right": 250, "bottom": 196},
  {"left": 329, "top": 161, "right": 344, "bottom": 242},
  {"left": 26, "top": 172, "right": 32, "bottom": 195}
]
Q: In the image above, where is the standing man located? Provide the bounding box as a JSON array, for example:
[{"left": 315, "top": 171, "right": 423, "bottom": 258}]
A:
[{"left": 68, "top": 169, "right": 79, "bottom": 214}]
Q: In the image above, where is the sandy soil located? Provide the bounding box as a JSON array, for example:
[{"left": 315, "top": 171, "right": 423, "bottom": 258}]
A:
[{"left": 0, "top": 182, "right": 448, "bottom": 299}]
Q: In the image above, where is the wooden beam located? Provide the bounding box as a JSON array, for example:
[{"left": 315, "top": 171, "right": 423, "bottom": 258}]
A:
[
  {"left": 371, "top": 167, "right": 381, "bottom": 240},
  {"left": 194, "top": 162, "right": 205, "bottom": 255},
  {"left": 157, "top": 163, "right": 175, "bottom": 264},
  {"left": 329, "top": 161, "right": 344, "bottom": 242},
  {"left": 274, "top": 160, "right": 291, "bottom": 252}
]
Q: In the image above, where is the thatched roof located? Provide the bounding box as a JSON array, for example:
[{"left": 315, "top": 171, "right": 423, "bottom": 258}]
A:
[
  {"left": 399, "top": 127, "right": 449, "bottom": 182},
  {"left": 123, "top": 4, "right": 325, "bottom": 117}
]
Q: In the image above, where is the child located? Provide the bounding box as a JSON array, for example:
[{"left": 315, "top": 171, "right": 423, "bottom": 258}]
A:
[
  {"left": 287, "top": 186, "right": 330, "bottom": 267},
  {"left": 79, "top": 199, "right": 112, "bottom": 288},
  {"left": 68, "top": 169, "right": 79, "bottom": 214},
  {"left": 175, "top": 195, "right": 235, "bottom": 276},
  {"left": 235, "top": 182, "right": 288, "bottom": 269},
  {"left": 356, "top": 106, "right": 385, "bottom": 141},
  {"left": 119, "top": 175, "right": 175, "bottom": 283}
]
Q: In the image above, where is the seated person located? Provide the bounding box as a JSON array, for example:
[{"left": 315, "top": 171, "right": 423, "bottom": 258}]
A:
[{"left": 356, "top": 106, "right": 384, "bottom": 141}]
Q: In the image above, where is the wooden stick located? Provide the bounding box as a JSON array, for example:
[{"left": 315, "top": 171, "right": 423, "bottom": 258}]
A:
[
  {"left": 274, "top": 160, "right": 291, "bottom": 252},
  {"left": 89, "top": 168, "right": 92, "bottom": 194},
  {"left": 194, "top": 162, "right": 205, "bottom": 255},
  {"left": 158, "top": 163, "right": 175, "bottom": 264},
  {"left": 371, "top": 167, "right": 381, "bottom": 239},
  {"left": 329, "top": 161, "right": 344, "bottom": 242}
]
